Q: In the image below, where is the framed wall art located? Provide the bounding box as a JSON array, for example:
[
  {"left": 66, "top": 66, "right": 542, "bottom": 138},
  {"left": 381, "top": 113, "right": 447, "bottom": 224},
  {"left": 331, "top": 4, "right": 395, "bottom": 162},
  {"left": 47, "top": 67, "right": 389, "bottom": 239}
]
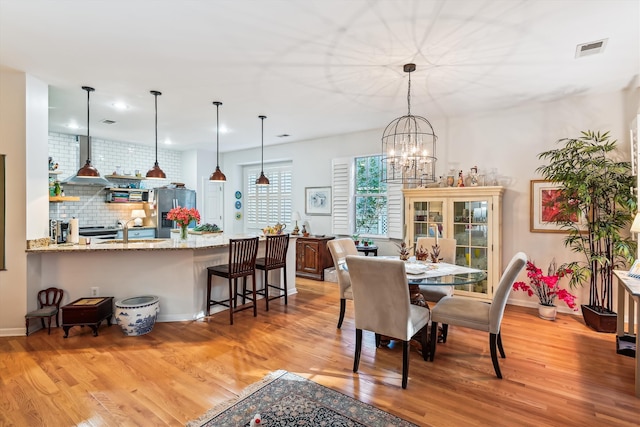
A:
[
  {"left": 305, "top": 186, "right": 331, "bottom": 216},
  {"left": 530, "top": 179, "right": 586, "bottom": 233}
]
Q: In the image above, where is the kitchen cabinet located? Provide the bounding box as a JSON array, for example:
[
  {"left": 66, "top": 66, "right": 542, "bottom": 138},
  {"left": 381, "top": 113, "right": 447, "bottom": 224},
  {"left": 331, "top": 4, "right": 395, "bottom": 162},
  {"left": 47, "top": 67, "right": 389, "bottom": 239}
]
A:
[
  {"left": 295, "top": 236, "right": 335, "bottom": 281},
  {"left": 403, "top": 187, "right": 504, "bottom": 301},
  {"left": 116, "top": 228, "right": 155, "bottom": 239}
]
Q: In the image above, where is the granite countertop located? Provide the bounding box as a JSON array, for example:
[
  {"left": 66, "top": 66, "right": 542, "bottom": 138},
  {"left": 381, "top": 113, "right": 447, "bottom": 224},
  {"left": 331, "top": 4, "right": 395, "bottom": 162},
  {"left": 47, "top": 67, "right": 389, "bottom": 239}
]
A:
[{"left": 26, "top": 233, "right": 299, "bottom": 253}]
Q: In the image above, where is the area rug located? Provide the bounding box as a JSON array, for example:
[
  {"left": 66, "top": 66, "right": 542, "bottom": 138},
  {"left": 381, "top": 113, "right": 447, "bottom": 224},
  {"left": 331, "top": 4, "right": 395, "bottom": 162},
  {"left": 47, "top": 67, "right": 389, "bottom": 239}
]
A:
[{"left": 186, "top": 370, "right": 417, "bottom": 427}]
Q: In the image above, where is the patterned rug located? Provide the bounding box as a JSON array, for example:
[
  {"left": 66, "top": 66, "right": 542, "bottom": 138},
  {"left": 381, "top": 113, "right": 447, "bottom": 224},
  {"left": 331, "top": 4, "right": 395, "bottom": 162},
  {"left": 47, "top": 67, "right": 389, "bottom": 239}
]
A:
[{"left": 186, "top": 370, "right": 417, "bottom": 427}]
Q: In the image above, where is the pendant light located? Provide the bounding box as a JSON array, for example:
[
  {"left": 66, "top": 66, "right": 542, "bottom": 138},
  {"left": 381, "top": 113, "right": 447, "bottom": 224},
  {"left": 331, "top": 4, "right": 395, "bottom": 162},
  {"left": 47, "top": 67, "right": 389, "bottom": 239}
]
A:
[
  {"left": 146, "top": 90, "right": 166, "bottom": 179},
  {"left": 381, "top": 63, "right": 437, "bottom": 184},
  {"left": 76, "top": 86, "right": 100, "bottom": 177},
  {"left": 255, "top": 115, "right": 270, "bottom": 186},
  {"left": 209, "top": 101, "right": 226, "bottom": 182}
]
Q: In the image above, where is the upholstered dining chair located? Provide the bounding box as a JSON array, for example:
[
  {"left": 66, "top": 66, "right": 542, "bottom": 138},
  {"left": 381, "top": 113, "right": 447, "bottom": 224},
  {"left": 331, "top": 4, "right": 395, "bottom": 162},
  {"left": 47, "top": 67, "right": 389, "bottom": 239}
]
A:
[
  {"left": 25, "top": 287, "right": 64, "bottom": 336},
  {"left": 346, "top": 255, "right": 430, "bottom": 389},
  {"left": 327, "top": 238, "right": 359, "bottom": 329},
  {"left": 207, "top": 237, "right": 260, "bottom": 325},
  {"left": 415, "top": 236, "right": 457, "bottom": 303},
  {"left": 428, "top": 252, "right": 527, "bottom": 379},
  {"left": 255, "top": 233, "right": 290, "bottom": 311}
]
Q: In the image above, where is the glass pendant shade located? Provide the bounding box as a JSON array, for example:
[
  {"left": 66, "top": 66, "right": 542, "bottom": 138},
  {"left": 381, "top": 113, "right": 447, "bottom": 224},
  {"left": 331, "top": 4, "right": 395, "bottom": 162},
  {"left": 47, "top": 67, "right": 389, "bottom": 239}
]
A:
[
  {"left": 381, "top": 63, "right": 437, "bottom": 185},
  {"left": 256, "top": 115, "right": 269, "bottom": 186},
  {"left": 146, "top": 90, "right": 166, "bottom": 179},
  {"left": 209, "top": 101, "right": 226, "bottom": 182}
]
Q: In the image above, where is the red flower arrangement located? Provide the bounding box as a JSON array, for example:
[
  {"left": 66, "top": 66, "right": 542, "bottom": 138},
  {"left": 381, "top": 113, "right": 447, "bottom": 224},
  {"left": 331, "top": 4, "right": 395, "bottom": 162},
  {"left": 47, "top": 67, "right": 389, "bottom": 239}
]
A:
[
  {"left": 512, "top": 259, "right": 578, "bottom": 310},
  {"left": 167, "top": 206, "right": 200, "bottom": 228}
]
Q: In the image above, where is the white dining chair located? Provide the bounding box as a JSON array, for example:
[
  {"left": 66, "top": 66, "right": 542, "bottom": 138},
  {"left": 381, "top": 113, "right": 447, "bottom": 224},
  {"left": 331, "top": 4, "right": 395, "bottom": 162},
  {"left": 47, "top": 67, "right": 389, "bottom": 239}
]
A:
[
  {"left": 428, "top": 252, "right": 527, "bottom": 378},
  {"left": 327, "top": 238, "right": 359, "bottom": 329},
  {"left": 415, "top": 236, "right": 457, "bottom": 303},
  {"left": 346, "top": 255, "right": 430, "bottom": 389}
]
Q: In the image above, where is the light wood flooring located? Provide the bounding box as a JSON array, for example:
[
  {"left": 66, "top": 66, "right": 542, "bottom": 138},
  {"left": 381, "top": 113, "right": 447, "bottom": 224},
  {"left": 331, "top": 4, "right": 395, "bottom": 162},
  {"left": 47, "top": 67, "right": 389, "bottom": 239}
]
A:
[{"left": 1, "top": 277, "right": 639, "bottom": 426}]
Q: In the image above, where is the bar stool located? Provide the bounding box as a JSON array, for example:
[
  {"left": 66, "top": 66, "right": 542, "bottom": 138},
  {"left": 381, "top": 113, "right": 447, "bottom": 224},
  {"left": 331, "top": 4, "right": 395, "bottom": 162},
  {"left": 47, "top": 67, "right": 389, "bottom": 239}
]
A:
[
  {"left": 255, "top": 234, "right": 290, "bottom": 311},
  {"left": 207, "top": 237, "right": 259, "bottom": 325}
]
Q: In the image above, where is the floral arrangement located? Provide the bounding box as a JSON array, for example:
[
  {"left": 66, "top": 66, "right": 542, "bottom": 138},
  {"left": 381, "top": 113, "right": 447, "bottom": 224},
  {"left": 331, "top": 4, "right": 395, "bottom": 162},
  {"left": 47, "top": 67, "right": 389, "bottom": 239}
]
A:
[
  {"left": 513, "top": 259, "right": 578, "bottom": 309},
  {"left": 166, "top": 206, "right": 200, "bottom": 228}
]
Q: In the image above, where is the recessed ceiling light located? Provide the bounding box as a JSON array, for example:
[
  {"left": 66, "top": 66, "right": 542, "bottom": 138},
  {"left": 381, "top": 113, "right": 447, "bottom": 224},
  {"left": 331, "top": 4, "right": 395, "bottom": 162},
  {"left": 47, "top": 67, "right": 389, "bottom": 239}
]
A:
[
  {"left": 112, "top": 102, "right": 129, "bottom": 110},
  {"left": 164, "top": 139, "right": 172, "bottom": 145},
  {"left": 219, "top": 125, "right": 229, "bottom": 134},
  {"left": 67, "top": 123, "right": 80, "bottom": 130}
]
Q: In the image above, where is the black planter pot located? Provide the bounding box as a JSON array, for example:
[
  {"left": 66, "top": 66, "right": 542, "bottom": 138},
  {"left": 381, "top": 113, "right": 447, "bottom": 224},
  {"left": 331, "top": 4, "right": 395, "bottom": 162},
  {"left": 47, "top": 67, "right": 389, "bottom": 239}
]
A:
[{"left": 581, "top": 304, "right": 617, "bottom": 333}]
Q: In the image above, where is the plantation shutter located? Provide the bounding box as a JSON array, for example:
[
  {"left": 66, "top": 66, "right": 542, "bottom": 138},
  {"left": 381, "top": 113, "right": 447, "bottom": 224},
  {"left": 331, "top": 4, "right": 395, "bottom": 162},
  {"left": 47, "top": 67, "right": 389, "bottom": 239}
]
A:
[
  {"left": 245, "top": 162, "right": 293, "bottom": 235},
  {"left": 387, "top": 182, "right": 403, "bottom": 239},
  {"left": 331, "top": 157, "right": 353, "bottom": 235}
]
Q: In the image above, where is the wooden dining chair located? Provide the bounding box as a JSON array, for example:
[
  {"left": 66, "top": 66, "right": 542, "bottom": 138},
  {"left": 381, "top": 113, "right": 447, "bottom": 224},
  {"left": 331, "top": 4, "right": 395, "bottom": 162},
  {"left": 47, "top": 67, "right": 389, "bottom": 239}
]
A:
[
  {"left": 415, "top": 236, "right": 457, "bottom": 303},
  {"left": 346, "top": 255, "right": 430, "bottom": 389},
  {"left": 255, "top": 234, "right": 290, "bottom": 311},
  {"left": 25, "top": 287, "right": 64, "bottom": 336},
  {"left": 429, "top": 252, "right": 527, "bottom": 378},
  {"left": 327, "top": 238, "right": 359, "bottom": 329},
  {"left": 206, "top": 237, "right": 260, "bottom": 325}
]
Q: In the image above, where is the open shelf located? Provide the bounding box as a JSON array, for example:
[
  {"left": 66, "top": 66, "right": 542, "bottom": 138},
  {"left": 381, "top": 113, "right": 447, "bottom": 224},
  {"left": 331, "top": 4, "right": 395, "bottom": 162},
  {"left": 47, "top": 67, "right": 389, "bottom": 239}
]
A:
[
  {"left": 105, "top": 175, "right": 145, "bottom": 180},
  {"left": 49, "top": 196, "right": 80, "bottom": 202}
]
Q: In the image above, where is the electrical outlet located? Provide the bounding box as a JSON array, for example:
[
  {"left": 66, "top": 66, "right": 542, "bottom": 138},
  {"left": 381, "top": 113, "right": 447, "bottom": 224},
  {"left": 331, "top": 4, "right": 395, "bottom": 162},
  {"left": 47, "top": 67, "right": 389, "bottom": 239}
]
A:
[{"left": 90, "top": 287, "right": 99, "bottom": 297}]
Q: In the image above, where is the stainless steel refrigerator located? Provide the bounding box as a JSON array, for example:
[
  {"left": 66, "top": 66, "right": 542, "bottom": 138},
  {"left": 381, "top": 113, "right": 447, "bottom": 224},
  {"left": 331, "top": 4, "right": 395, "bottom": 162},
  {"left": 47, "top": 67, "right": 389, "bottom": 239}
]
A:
[{"left": 152, "top": 188, "right": 197, "bottom": 238}]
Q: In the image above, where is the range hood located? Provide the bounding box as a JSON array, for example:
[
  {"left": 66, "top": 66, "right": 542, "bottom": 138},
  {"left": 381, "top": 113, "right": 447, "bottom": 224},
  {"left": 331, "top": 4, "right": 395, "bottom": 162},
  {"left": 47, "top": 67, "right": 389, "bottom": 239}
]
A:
[{"left": 62, "top": 136, "right": 111, "bottom": 186}]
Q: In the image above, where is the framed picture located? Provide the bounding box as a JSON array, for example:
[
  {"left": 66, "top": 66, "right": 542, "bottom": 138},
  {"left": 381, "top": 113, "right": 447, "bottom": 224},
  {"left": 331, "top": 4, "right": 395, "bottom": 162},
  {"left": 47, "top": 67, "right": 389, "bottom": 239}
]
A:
[
  {"left": 530, "top": 180, "right": 586, "bottom": 233},
  {"left": 305, "top": 186, "right": 331, "bottom": 216}
]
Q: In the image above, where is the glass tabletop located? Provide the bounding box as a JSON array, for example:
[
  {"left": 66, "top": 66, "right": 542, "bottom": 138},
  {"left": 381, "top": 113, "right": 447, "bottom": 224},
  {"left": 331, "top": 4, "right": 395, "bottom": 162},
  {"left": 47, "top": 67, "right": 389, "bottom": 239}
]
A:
[{"left": 408, "top": 271, "right": 486, "bottom": 286}]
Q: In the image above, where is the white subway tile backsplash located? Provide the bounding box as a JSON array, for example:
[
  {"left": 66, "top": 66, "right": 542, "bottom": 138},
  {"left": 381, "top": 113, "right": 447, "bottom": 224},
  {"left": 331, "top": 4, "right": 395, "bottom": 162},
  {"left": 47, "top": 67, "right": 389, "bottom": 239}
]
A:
[{"left": 49, "top": 132, "right": 182, "bottom": 227}]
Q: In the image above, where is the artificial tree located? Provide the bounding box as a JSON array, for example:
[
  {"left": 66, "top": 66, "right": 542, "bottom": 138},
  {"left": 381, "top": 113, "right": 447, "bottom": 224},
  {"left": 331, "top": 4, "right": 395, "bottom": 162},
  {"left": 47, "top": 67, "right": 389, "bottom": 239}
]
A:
[{"left": 536, "top": 130, "right": 637, "bottom": 332}]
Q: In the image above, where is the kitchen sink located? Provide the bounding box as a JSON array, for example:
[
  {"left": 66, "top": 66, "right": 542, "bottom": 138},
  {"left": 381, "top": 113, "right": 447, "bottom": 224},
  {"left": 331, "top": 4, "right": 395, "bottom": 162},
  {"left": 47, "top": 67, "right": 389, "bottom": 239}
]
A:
[{"left": 97, "top": 239, "right": 170, "bottom": 244}]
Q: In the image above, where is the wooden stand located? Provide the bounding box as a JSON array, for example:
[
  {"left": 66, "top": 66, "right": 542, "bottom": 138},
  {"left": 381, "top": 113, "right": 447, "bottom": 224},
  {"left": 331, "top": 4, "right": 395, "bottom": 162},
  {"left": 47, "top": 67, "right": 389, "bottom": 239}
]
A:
[{"left": 62, "top": 297, "right": 114, "bottom": 338}]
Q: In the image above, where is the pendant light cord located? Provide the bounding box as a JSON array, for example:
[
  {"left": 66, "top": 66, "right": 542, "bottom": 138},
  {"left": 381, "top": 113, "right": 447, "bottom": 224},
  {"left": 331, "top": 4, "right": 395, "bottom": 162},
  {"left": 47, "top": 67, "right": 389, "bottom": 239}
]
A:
[
  {"left": 260, "top": 115, "right": 266, "bottom": 171},
  {"left": 154, "top": 92, "right": 159, "bottom": 164},
  {"left": 216, "top": 103, "right": 220, "bottom": 166}
]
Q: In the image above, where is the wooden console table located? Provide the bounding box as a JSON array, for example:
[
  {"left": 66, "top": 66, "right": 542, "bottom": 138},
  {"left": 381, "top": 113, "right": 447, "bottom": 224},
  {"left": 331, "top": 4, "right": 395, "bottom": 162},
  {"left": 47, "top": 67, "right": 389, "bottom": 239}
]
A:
[
  {"left": 295, "top": 236, "right": 335, "bottom": 281},
  {"left": 613, "top": 270, "right": 640, "bottom": 397},
  {"left": 62, "top": 297, "right": 114, "bottom": 338}
]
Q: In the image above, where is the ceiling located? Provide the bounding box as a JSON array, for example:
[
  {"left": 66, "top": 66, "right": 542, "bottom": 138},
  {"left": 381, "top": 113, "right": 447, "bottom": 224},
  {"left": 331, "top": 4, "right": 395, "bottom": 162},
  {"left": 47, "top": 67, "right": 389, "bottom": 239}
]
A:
[{"left": 1, "top": 0, "right": 638, "bottom": 153}]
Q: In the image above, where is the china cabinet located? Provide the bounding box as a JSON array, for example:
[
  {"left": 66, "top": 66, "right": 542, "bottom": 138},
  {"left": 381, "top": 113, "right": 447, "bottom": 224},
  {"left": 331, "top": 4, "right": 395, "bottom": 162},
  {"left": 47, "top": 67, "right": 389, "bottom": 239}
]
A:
[{"left": 403, "top": 186, "right": 504, "bottom": 300}]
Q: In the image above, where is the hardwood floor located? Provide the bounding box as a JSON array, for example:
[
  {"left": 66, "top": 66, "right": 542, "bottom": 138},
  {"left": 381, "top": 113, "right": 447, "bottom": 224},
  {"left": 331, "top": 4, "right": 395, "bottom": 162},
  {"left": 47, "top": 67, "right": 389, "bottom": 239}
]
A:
[{"left": 1, "top": 277, "right": 639, "bottom": 426}]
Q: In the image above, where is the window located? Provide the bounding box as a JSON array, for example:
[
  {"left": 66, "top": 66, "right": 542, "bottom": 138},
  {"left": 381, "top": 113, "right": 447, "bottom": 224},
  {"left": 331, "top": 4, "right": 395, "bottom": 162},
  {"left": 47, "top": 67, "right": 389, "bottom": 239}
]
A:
[
  {"left": 244, "top": 162, "right": 293, "bottom": 234},
  {"left": 354, "top": 155, "right": 387, "bottom": 236},
  {"left": 331, "top": 155, "right": 402, "bottom": 239}
]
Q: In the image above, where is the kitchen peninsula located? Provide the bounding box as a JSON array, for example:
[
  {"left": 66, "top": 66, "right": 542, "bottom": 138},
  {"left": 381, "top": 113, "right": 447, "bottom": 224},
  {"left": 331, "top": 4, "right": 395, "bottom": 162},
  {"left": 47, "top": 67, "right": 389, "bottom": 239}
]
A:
[{"left": 26, "top": 235, "right": 297, "bottom": 323}]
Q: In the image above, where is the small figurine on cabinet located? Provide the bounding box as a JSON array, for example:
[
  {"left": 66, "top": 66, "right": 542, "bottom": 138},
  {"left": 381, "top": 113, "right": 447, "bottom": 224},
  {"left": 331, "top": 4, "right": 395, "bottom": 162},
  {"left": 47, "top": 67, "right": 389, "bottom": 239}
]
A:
[
  {"left": 301, "top": 224, "right": 309, "bottom": 237},
  {"left": 457, "top": 170, "right": 465, "bottom": 187},
  {"left": 469, "top": 166, "right": 479, "bottom": 186}
]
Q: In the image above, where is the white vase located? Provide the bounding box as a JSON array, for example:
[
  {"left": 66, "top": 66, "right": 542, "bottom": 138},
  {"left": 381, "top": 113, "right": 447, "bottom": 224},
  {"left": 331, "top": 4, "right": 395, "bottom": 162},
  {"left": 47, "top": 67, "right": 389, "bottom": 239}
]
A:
[{"left": 538, "top": 304, "right": 557, "bottom": 321}]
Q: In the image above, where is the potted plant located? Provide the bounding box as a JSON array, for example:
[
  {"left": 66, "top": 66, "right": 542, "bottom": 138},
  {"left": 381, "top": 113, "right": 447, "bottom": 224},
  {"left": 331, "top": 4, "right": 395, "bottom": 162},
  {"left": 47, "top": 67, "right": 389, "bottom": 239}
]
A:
[
  {"left": 352, "top": 234, "right": 360, "bottom": 246},
  {"left": 512, "top": 259, "right": 578, "bottom": 320},
  {"left": 536, "top": 130, "right": 637, "bottom": 332}
]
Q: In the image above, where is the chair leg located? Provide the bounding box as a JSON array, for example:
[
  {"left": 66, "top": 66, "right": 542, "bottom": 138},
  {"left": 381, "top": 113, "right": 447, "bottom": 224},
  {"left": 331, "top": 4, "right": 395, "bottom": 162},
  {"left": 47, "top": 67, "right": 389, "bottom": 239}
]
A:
[
  {"left": 421, "top": 325, "right": 429, "bottom": 361},
  {"left": 282, "top": 265, "right": 288, "bottom": 305},
  {"left": 228, "top": 278, "right": 234, "bottom": 325},
  {"left": 429, "top": 321, "right": 438, "bottom": 362},
  {"left": 490, "top": 333, "right": 503, "bottom": 379},
  {"left": 252, "top": 274, "right": 257, "bottom": 318},
  {"left": 441, "top": 324, "right": 449, "bottom": 343},
  {"left": 25, "top": 319, "right": 29, "bottom": 337},
  {"left": 241, "top": 277, "right": 247, "bottom": 305},
  {"left": 402, "top": 340, "right": 409, "bottom": 389},
  {"left": 353, "top": 328, "right": 363, "bottom": 373},
  {"left": 207, "top": 272, "right": 213, "bottom": 315},
  {"left": 264, "top": 269, "right": 270, "bottom": 312},
  {"left": 337, "top": 299, "right": 346, "bottom": 329},
  {"left": 47, "top": 316, "right": 52, "bottom": 335},
  {"left": 56, "top": 311, "right": 60, "bottom": 327},
  {"left": 497, "top": 331, "right": 505, "bottom": 358},
  {"left": 375, "top": 333, "right": 381, "bottom": 348}
]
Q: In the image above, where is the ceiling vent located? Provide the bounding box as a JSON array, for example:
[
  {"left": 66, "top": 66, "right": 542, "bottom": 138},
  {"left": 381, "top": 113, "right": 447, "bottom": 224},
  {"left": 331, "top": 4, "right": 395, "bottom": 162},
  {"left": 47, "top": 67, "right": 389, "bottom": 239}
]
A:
[
  {"left": 101, "top": 119, "right": 116, "bottom": 124},
  {"left": 575, "top": 38, "right": 607, "bottom": 58}
]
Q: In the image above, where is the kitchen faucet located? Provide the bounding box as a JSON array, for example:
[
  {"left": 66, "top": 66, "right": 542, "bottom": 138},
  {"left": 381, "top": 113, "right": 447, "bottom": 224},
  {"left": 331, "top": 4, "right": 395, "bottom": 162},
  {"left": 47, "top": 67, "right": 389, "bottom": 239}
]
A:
[{"left": 120, "top": 219, "right": 137, "bottom": 244}]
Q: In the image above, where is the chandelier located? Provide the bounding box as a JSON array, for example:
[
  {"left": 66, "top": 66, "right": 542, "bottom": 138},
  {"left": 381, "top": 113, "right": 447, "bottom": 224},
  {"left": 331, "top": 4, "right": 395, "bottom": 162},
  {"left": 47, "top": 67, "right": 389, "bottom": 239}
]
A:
[{"left": 382, "top": 63, "right": 437, "bottom": 184}]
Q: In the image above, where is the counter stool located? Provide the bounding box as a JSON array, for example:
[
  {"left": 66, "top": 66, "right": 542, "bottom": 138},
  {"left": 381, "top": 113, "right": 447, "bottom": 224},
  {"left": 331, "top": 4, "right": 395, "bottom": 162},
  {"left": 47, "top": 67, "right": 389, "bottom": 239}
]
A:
[
  {"left": 255, "top": 234, "right": 290, "bottom": 311},
  {"left": 207, "top": 237, "right": 259, "bottom": 325}
]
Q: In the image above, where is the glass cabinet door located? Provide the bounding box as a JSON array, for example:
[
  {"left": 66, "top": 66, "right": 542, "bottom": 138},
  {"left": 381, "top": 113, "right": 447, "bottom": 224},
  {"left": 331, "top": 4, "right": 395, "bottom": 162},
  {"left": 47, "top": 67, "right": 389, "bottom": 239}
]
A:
[
  {"left": 452, "top": 200, "right": 489, "bottom": 296},
  {"left": 411, "top": 200, "right": 444, "bottom": 246}
]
